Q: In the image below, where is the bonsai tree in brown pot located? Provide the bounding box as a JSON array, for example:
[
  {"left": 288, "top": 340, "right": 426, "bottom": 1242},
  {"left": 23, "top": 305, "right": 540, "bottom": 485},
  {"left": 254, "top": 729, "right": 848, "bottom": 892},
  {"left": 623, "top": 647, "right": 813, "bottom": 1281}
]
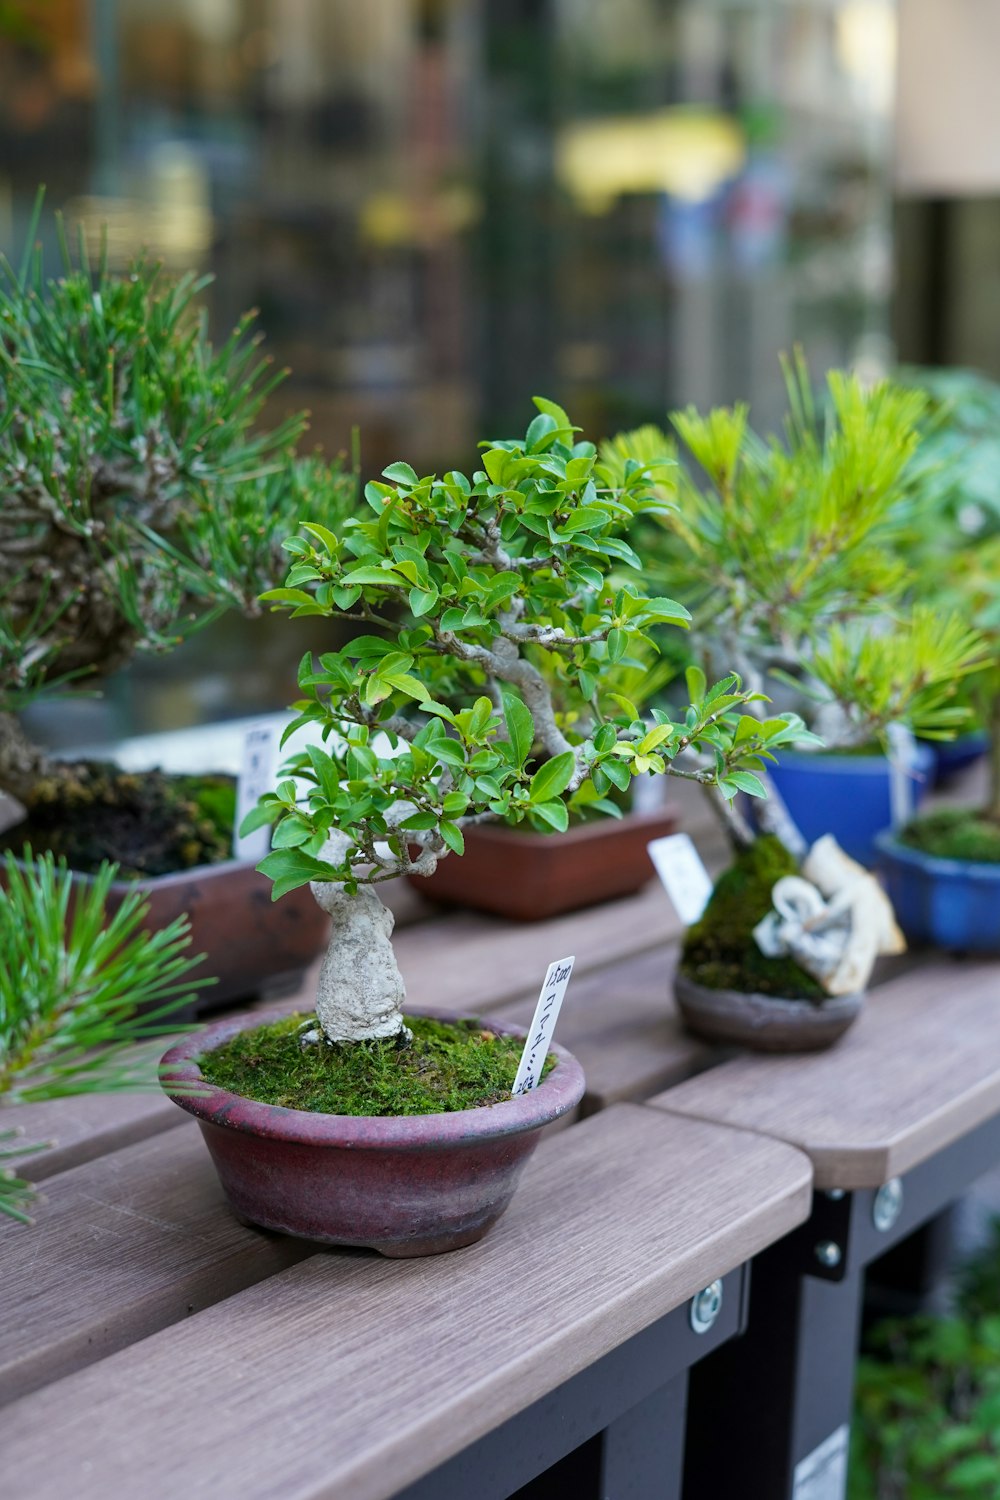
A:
[
  {"left": 1, "top": 849, "right": 200, "bottom": 1224},
  {"left": 161, "top": 399, "right": 813, "bottom": 1254},
  {"left": 603, "top": 364, "right": 989, "bottom": 1049},
  {"left": 0, "top": 201, "right": 354, "bottom": 1002}
]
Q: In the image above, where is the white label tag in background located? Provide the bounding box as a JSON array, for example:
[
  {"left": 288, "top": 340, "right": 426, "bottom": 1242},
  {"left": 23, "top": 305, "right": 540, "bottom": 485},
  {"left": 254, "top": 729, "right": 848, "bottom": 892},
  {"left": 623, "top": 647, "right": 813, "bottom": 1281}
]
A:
[
  {"left": 511, "top": 956, "right": 575, "bottom": 1095},
  {"left": 887, "top": 723, "right": 920, "bottom": 830},
  {"left": 234, "top": 723, "right": 280, "bottom": 861},
  {"left": 792, "top": 1425, "right": 849, "bottom": 1500},
  {"left": 647, "top": 833, "right": 713, "bottom": 925}
]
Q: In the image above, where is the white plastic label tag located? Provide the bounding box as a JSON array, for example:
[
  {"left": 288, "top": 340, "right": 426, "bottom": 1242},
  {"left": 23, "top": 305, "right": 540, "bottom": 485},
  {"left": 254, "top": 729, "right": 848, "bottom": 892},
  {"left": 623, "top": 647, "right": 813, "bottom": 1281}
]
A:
[
  {"left": 511, "top": 956, "right": 575, "bottom": 1095},
  {"left": 887, "top": 723, "right": 920, "bottom": 829},
  {"left": 647, "top": 833, "right": 713, "bottom": 925},
  {"left": 234, "top": 722, "right": 280, "bottom": 861},
  {"left": 792, "top": 1424, "right": 849, "bottom": 1500}
]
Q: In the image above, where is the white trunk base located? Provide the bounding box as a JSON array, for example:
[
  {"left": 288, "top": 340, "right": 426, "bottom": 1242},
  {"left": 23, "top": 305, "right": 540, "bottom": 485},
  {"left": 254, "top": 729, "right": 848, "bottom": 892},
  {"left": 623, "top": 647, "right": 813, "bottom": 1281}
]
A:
[{"left": 309, "top": 868, "right": 408, "bottom": 1044}]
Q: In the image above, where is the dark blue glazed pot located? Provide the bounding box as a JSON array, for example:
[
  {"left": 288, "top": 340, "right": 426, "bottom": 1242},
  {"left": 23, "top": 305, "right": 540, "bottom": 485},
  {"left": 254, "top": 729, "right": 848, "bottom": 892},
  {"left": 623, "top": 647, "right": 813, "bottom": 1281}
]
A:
[
  {"left": 768, "top": 746, "right": 935, "bottom": 867},
  {"left": 875, "top": 831, "right": 1000, "bottom": 952}
]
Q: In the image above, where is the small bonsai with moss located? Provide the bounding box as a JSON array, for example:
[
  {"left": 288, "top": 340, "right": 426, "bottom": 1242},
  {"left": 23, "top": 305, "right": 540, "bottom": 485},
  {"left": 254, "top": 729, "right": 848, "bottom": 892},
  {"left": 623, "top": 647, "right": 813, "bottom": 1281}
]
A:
[
  {"left": 605, "top": 363, "right": 989, "bottom": 999},
  {"left": 891, "top": 367, "right": 1000, "bottom": 863},
  {"left": 0, "top": 849, "right": 200, "bottom": 1223},
  {"left": 0, "top": 196, "right": 354, "bottom": 874},
  {"left": 243, "top": 398, "right": 814, "bottom": 1055}
]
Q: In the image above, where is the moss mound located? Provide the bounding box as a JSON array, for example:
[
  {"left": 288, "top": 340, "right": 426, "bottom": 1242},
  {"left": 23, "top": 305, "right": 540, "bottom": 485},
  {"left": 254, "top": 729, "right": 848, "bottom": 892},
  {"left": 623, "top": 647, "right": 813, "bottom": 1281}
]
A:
[
  {"left": 4, "top": 762, "right": 235, "bottom": 876},
  {"left": 680, "top": 835, "right": 825, "bottom": 1000},
  {"left": 198, "top": 1012, "right": 555, "bottom": 1117},
  {"left": 899, "top": 806, "right": 1000, "bottom": 864}
]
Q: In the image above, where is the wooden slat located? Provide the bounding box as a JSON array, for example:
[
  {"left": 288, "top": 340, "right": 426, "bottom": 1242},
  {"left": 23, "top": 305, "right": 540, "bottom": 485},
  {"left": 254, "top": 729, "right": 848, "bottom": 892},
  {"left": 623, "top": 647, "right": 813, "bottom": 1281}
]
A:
[
  {"left": 1, "top": 1091, "right": 182, "bottom": 1182},
  {"left": 491, "top": 943, "right": 715, "bottom": 1111},
  {"left": 0, "top": 1122, "right": 313, "bottom": 1404},
  {"left": 0, "top": 1106, "right": 812, "bottom": 1500},
  {"left": 398, "top": 880, "right": 684, "bottom": 1015},
  {"left": 654, "top": 957, "right": 1000, "bottom": 1189}
]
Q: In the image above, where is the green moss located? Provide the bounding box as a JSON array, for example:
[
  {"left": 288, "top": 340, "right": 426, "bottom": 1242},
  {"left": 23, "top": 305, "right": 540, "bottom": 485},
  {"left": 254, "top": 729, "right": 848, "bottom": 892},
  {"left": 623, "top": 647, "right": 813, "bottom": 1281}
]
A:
[
  {"left": 680, "top": 835, "right": 826, "bottom": 1000},
  {"left": 198, "top": 1012, "right": 556, "bottom": 1116},
  {"left": 3, "top": 763, "right": 235, "bottom": 877},
  {"left": 899, "top": 806, "right": 1000, "bottom": 864}
]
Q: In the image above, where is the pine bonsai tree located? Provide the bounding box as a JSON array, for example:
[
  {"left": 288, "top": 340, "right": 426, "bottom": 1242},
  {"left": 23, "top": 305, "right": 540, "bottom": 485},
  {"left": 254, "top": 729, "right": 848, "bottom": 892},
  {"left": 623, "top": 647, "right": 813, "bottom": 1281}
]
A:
[
  {"left": 0, "top": 850, "right": 200, "bottom": 1223},
  {"left": 602, "top": 359, "right": 989, "bottom": 854},
  {"left": 245, "top": 398, "right": 815, "bottom": 1044},
  {"left": 0, "top": 199, "right": 355, "bottom": 868}
]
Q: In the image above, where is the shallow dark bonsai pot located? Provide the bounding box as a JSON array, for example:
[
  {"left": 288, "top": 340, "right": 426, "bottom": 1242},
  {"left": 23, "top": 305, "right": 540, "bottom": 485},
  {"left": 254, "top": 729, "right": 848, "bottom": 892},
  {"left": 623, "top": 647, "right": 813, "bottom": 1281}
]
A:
[
  {"left": 161, "top": 1008, "right": 586, "bottom": 1257},
  {"left": 674, "top": 971, "right": 863, "bottom": 1053},
  {"left": 52, "top": 859, "right": 329, "bottom": 1012},
  {"left": 875, "top": 831, "right": 1000, "bottom": 952},
  {"left": 408, "top": 808, "right": 679, "bottom": 921}
]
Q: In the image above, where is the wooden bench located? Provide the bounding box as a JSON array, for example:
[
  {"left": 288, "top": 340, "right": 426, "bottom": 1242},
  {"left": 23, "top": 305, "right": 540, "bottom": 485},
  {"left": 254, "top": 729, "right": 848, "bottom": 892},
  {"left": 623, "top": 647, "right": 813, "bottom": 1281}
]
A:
[
  {"left": 0, "top": 1095, "right": 811, "bottom": 1499},
  {"left": 651, "top": 954, "right": 1000, "bottom": 1499}
]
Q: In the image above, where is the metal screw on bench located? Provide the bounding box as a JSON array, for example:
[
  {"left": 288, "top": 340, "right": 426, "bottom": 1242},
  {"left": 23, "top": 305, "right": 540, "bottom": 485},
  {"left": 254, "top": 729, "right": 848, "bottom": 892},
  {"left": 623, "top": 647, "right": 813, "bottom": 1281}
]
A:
[
  {"left": 814, "top": 1240, "right": 842, "bottom": 1269},
  {"left": 690, "top": 1280, "right": 723, "bottom": 1333},
  {"left": 872, "top": 1177, "right": 903, "bottom": 1233}
]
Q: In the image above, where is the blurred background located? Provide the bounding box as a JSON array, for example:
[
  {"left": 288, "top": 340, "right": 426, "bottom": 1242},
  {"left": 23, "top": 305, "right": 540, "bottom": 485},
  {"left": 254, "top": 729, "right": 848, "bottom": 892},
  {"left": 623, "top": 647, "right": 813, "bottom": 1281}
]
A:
[{"left": 0, "top": 0, "right": 995, "bottom": 741}]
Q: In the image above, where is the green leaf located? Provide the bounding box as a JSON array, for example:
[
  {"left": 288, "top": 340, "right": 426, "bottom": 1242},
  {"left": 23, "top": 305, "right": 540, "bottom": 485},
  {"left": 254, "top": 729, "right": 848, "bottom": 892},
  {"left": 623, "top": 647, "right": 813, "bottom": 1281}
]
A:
[
  {"left": 439, "top": 821, "right": 465, "bottom": 856},
  {"left": 607, "top": 627, "right": 628, "bottom": 663},
  {"left": 609, "top": 694, "right": 640, "bottom": 723},
  {"left": 501, "top": 688, "right": 534, "bottom": 765},
  {"left": 238, "top": 802, "right": 278, "bottom": 837},
  {"left": 602, "top": 758, "right": 630, "bottom": 792},
  {"left": 641, "top": 596, "right": 691, "bottom": 624},
  {"left": 529, "top": 750, "right": 576, "bottom": 803},
  {"left": 532, "top": 799, "right": 570, "bottom": 832},
  {"left": 685, "top": 665, "right": 707, "bottom": 703},
  {"left": 400, "top": 811, "right": 438, "bottom": 831},
  {"left": 408, "top": 584, "right": 439, "bottom": 616},
  {"left": 382, "top": 460, "right": 419, "bottom": 486},
  {"left": 557, "top": 506, "right": 607, "bottom": 535},
  {"left": 726, "top": 770, "right": 767, "bottom": 798}
]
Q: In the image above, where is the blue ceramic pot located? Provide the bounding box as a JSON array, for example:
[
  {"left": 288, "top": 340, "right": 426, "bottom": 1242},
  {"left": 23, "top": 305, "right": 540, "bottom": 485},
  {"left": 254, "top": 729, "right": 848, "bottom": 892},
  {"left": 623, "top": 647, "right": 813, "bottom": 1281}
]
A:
[
  {"left": 875, "top": 831, "right": 1000, "bottom": 952},
  {"left": 768, "top": 745, "right": 935, "bottom": 867}
]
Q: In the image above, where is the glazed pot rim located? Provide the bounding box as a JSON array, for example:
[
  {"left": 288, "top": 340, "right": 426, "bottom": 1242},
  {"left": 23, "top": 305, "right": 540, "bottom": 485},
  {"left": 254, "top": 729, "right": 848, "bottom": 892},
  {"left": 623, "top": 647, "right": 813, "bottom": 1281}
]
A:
[
  {"left": 772, "top": 744, "right": 935, "bottom": 773},
  {"left": 161, "top": 1005, "right": 586, "bottom": 1147},
  {"left": 875, "top": 829, "right": 1000, "bottom": 881}
]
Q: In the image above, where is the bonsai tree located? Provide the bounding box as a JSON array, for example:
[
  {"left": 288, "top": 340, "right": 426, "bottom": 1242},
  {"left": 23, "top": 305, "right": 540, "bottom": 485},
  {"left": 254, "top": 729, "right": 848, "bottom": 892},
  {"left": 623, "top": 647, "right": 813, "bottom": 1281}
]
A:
[
  {"left": 602, "top": 360, "right": 990, "bottom": 855},
  {"left": 0, "top": 199, "right": 355, "bottom": 870},
  {"left": 0, "top": 849, "right": 200, "bottom": 1223},
  {"left": 244, "top": 398, "right": 816, "bottom": 1044},
  {"left": 601, "top": 363, "right": 989, "bottom": 1018}
]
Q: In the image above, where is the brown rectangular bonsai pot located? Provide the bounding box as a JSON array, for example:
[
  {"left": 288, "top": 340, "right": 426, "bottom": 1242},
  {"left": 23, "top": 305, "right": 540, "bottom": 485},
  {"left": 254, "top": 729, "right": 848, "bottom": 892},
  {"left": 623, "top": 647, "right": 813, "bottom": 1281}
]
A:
[
  {"left": 408, "top": 808, "right": 679, "bottom": 922},
  {"left": 14, "top": 856, "right": 330, "bottom": 1013}
]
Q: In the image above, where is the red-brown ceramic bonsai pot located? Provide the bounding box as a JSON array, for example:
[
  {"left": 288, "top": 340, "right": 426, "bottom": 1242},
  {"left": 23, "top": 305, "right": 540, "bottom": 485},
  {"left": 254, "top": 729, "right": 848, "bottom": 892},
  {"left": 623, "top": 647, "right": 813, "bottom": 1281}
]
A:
[
  {"left": 408, "top": 807, "right": 679, "bottom": 921},
  {"left": 161, "top": 1008, "right": 586, "bottom": 1257}
]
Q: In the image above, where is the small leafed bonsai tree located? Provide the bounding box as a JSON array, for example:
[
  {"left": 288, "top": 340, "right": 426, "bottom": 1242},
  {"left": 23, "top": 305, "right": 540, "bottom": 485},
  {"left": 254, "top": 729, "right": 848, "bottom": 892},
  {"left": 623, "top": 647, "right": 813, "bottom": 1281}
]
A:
[
  {"left": 246, "top": 399, "right": 815, "bottom": 1044},
  {"left": 0, "top": 850, "right": 200, "bottom": 1223},
  {"left": 0, "top": 199, "right": 354, "bottom": 872},
  {"left": 602, "top": 362, "right": 989, "bottom": 1000}
]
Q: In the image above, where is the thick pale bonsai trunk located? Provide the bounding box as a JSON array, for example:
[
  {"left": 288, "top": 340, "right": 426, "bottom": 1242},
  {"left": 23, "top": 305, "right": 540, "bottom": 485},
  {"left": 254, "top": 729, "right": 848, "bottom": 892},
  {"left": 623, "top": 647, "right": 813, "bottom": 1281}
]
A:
[{"left": 310, "top": 835, "right": 407, "bottom": 1043}]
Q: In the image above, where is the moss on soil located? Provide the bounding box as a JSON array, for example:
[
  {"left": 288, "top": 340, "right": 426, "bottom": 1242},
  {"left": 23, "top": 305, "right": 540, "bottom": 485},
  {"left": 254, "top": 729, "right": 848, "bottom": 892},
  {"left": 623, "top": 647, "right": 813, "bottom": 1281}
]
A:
[
  {"left": 899, "top": 807, "right": 1000, "bottom": 864},
  {"left": 680, "top": 835, "right": 826, "bottom": 1000},
  {"left": 3, "top": 762, "right": 236, "bottom": 877},
  {"left": 198, "top": 1012, "right": 556, "bottom": 1116}
]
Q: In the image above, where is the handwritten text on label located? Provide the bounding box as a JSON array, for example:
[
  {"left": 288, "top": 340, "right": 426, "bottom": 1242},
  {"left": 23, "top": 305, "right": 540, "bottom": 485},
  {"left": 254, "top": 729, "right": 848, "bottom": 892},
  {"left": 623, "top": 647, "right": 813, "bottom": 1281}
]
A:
[{"left": 511, "top": 956, "right": 575, "bottom": 1095}]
